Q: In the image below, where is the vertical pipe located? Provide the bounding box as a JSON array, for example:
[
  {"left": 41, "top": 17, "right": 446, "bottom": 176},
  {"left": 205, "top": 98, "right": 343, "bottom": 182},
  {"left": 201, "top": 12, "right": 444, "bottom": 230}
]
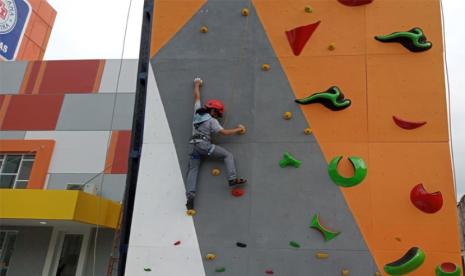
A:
[{"left": 117, "top": 0, "right": 154, "bottom": 275}]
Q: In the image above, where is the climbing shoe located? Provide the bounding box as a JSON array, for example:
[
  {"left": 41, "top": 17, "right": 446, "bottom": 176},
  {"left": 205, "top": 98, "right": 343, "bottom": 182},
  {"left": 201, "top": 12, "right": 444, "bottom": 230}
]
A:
[
  {"left": 228, "top": 178, "right": 247, "bottom": 187},
  {"left": 186, "top": 196, "right": 195, "bottom": 210}
]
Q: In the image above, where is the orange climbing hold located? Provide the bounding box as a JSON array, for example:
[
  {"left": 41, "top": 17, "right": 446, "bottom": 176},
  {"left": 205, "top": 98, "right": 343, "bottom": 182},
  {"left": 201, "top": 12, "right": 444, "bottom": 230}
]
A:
[
  {"left": 231, "top": 188, "right": 245, "bottom": 197},
  {"left": 285, "top": 21, "right": 321, "bottom": 56}
]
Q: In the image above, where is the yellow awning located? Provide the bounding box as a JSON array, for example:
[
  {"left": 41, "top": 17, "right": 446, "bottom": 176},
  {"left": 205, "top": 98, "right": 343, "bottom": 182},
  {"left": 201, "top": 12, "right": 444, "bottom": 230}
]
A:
[{"left": 0, "top": 189, "right": 121, "bottom": 229}]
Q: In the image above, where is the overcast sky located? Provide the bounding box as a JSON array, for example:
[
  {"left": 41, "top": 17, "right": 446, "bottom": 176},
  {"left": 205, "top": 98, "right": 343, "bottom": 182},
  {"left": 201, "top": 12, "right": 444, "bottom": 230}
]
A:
[{"left": 44, "top": 0, "right": 465, "bottom": 200}]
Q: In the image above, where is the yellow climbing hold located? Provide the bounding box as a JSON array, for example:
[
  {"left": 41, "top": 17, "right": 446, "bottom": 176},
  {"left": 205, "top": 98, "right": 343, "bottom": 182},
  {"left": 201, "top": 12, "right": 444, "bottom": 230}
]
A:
[
  {"left": 211, "top": 168, "right": 221, "bottom": 176},
  {"left": 262, "top": 63, "right": 270, "bottom": 71},
  {"left": 206, "top": 253, "right": 216, "bottom": 260},
  {"left": 315, "top": 252, "right": 329, "bottom": 259},
  {"left": 242, "top": 8, "right": 249, "bottom": 16},
  {"left": 283, "top": 112, "right": 292, "bottom": 120},
  {"left": 186, "top": 209, "right": 197, "bottom": 216},
  {"left": 328, "top": 43, "right": 336, "bottom": 51},
  {"left": 374, "top": 272, "right": 382, "bottom": 276},
  {"left": 342, "top": 269, "right": 349, "bottom": 276},
  {"left": 304, "top": 5, "right": 313, "bottom": 13},
  {"left": 304, "top": 128, "right": 312, "bottom": 135},
  {"left": 200, "top": 26, "right": 208, "bottom": 33}
]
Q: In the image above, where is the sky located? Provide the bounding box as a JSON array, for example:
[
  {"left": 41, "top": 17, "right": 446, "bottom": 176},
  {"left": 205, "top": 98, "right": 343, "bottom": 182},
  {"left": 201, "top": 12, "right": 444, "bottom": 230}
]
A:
[{"left": 44, "top": 0, "right": 465, "bottom": 200}]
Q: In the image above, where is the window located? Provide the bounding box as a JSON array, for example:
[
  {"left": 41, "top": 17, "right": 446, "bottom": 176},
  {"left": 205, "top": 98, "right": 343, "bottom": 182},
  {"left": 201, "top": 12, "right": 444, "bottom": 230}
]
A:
[
  {"left": 0, "top": 154, "right": 35, "bottom": 189},
  {"left": 0, "top": 231, "right": 18, "bottom": 276}
]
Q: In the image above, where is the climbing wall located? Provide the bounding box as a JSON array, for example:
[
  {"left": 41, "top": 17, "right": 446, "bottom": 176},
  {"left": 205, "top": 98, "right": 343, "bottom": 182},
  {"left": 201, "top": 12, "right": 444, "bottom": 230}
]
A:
[{"left": 126, "top": 0, "right": 462, "bottom": 275}]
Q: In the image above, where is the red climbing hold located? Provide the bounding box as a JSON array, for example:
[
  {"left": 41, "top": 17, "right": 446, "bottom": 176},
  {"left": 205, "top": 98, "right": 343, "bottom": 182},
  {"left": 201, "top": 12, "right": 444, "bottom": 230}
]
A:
[
  {"left": 265, "top": 269, "right": 274, "bottom": 274},
  {"left": 392, "top": 116, "right": 427, "bottom": 130},
  {"left": 174, "top": 240, "right": 181, "bottom": 246},
  {"left": 338, "top": 0, "right": 373, "bottom": 6},
  {"left": 285, "top": 21, "right": 321, "bottom": 56},
  {"left": 231, "top": 188, "right": 245, "bottom": 197},
  {"left": 410, "top": 183, "right": 443, "bottom": 214}
]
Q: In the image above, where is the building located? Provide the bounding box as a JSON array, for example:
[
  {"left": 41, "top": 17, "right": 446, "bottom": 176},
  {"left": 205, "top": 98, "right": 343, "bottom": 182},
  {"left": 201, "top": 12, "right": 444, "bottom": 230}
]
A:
[
  {"left": 0, "top": 59, "right": 137, "bottom": 275},
  {"left": 1, "top": 0, "right": 463, "bottom": 275}
]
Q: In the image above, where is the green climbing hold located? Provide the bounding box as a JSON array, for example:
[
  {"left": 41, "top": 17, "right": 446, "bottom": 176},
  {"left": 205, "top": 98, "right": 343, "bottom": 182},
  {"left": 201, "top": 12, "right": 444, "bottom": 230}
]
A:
[
  {"left": 144, "top": 268, "right": 152, "bottom": 272},
  {"left": 327, "top": 156, "right": 367, "bottom": 187},
  {"left": 215, "top": 267, "right": 226, "bottom": 273},
  {"left": 310, "top": 213, "right": 340, "bottom": 241},
  {"left": 279, "top": 152, "right": 302, "bottom": 168},
  {"left": 289, "top": 241, "right": 301, "bottom": 248},
  {"left": 375, "top": 27, "right": 432, "bottom": 52},
  {"left": 384, "top": 247, "right": 425, "bottom": 275},
  {"left": 295, "top": 86, "right": 351, "bottom": 111}
]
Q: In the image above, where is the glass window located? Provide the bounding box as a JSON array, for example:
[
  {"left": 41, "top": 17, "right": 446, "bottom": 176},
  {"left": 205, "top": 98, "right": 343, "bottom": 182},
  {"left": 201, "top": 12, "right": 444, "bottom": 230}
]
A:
[
  {"left": 56, "top": 234, "right": 83, "bottom": 276},
  {"left": 0, "top": 231, "right": 18, "bottom": 276},
  {"left": 0, "top": 154, "right": 36, "bottom": 189}
]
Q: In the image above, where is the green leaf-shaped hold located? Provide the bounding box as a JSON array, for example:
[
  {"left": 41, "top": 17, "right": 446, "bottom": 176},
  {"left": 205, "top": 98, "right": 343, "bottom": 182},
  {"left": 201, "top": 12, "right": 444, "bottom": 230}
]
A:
[
  {"left": 295, "top": 86, "right": 351, "bottom": 111},
  {"left": 375, "top": 27, "right": 432, "bottom": 52},
  {"left": 328, "top": 156, "right": 367, "bottom": 187}
]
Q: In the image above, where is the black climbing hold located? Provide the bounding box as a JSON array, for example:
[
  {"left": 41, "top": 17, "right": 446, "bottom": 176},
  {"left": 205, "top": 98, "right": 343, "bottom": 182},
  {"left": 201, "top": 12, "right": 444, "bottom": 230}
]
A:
[{"left": 236, "top": 242, "right": 247, "bottom": 248}]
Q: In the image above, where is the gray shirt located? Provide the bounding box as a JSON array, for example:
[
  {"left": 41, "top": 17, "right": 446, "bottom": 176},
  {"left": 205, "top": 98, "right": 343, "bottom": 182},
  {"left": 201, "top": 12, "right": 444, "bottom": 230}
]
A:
[{"left": 192, "top": 100, "right": 223, "bottom": 141}]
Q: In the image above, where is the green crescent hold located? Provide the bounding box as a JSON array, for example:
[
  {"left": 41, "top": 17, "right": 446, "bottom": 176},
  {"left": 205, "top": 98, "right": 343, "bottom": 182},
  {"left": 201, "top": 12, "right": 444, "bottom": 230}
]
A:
[{"left": 327, "top": 156, "right": 367, "bottom": 187}]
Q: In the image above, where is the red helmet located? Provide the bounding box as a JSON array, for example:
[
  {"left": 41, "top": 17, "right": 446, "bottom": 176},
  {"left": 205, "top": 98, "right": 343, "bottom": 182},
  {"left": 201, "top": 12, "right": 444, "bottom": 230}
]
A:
[{"left": 205, "top": 99, "right": 225, "bottom": 115}]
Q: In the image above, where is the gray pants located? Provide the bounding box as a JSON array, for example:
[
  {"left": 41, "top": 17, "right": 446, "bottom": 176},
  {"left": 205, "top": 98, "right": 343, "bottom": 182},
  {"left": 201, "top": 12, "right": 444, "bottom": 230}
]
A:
[{"left": 186, "top": 141, "right": 237, "bottom": 198}]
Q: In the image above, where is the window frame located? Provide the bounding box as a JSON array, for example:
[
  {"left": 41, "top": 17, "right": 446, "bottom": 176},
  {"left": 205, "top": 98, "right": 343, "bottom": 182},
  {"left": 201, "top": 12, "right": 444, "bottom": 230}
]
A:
[
  {"left": 0, "top": 140, "right": 55, "bottom": 189},
  {"left": 0, "top": 230, "right": 18, "bottom": 276},
  {"left": 0, "top": 153, "right": 36, "bottom": 189}
]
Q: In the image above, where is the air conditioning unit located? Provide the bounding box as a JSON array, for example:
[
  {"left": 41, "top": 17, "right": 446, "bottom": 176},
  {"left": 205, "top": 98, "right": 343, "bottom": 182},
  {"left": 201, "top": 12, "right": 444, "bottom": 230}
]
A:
[{"left": 66, "top": 183, "right": 97, "bottom": 195}]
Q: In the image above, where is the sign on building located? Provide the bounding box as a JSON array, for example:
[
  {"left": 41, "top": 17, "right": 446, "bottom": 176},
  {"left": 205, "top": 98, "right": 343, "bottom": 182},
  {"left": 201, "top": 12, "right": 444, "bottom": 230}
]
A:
[{"left": 0, "top": 0, "right": 31, "bottom": 61}]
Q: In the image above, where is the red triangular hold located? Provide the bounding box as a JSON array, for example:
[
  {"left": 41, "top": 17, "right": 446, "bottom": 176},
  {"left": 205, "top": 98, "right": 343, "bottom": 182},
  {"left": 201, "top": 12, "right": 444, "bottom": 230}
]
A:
[{"left": 285, "top": 21, "right": 321, "bottom": 56}]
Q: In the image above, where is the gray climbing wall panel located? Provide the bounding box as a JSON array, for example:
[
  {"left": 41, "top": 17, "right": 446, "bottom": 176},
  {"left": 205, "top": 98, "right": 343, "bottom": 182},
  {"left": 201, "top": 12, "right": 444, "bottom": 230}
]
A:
[{"left": 151, "top": 1, "right": 378, "bottom": 274}]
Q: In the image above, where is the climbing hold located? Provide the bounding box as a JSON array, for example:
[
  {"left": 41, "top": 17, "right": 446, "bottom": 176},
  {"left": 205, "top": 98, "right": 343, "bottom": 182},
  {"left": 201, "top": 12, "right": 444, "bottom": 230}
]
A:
[
  {"left": 211, "top": 168, "right": 221, "bottom": 176},
  {"left": 206, "top": 253, "right": 216, "bottom": 261},
  {"left": 241, "top": 8, "right": 249, "bottom": 16},
  {"left": 436, "top": 262, "right": 461, "bottom": 276},
  {"left": 304, "top": 5, "right": 313, "bottom": 13},
  {"left": 262, "top": 64, "right": 270, "bottom": 71},
  {"left": 338, "top": 0, "right": 373, "bottom": 6},
  {"left": 238, "top": 125, "right": 246, "bottom": 135},
  {"left": 231, "top": 188, "right": 245, "bottom": 197},
  {"left": 265, "top": 270, "right": 274, "bottom": 275},
  {"left": 395, "top": 237, "right": 402, "bottom": 242},
  {"left": 174, "top": 240, "right": 181, "bottom": 246},
  {"left": 310, "top": 213, "right": 340, "bottom": 241},
  {"left": 375, "top": 27, "right": 432, "bottom": 52},
  {"left": 384, "top": 247, "right": 425, "bottom": 275},
  {"left": 342, "top": 269, "right": 350, "bottom": 276},
  {"left": 200, "top": 26, "right": 208, "bottom": 33},
  {"left": 283, "top": 111, "right": 293, "bottom": 120},
  {"left": 215, "top": 267, "right": 226, "bottom": 273},
  {"left": 328, "top": 43, "right": 336, "bottom": 51},
  {"left": 285, "top": 21, "right": 321, "bottom": 56},
  {"left": 236, "top": 242, "right": 247, "bottom": 248},
  {"left": 289, "top": 241, "right": 301, "bottom": 248},
  {"left": 392, "top": 116, "right": 427, "bottom": 130},
  {"left": 328, "top": 156, "right": 367, "bottom": 187},
  {"left": 186, "top": 209, "right": 197, "bottom": 216},
  {"left": 295, "top": 86, "right": 351, "bottom": 111},
  {"left": 375, "top": 272, "right": 382, "bottom": 276},
  {"left": 144, "top": 268, "right": 152, "bottom": 272},
  {"left": 316, "top": 252, "right": 329, "bottom": 259},
  {"left": 279, "top": 152, "right": 302, "bottom": 168},
  {"left": 410, "top": 183, "right": 443, "bottom": 214},
  {"left": 304, "top": 128, "right": 313, "bottom": 135}
]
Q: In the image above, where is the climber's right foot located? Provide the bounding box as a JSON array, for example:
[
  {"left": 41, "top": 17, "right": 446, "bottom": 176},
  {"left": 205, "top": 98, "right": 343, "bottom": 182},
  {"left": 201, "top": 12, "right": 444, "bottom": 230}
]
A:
[{"left": 229, "top": 178, "right": 247, "bottom": 187}]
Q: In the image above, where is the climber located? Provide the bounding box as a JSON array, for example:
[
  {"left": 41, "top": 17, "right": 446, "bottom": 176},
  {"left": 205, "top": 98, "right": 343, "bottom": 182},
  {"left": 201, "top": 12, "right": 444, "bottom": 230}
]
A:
[{"left": 185, "top": 77, "right": 247, "bottom": 210}]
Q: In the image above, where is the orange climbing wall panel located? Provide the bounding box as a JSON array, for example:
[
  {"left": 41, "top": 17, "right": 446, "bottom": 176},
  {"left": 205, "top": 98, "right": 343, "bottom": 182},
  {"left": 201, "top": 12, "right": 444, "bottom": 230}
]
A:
[
  {"left": 151, "top": 0, "right": 206, "bottom": 57},
  {"left": 16, "top": 0, "right": 56, "bottom": 61},
  {"left": 253, "top": 0, "right": 461, "bottom": 274}
]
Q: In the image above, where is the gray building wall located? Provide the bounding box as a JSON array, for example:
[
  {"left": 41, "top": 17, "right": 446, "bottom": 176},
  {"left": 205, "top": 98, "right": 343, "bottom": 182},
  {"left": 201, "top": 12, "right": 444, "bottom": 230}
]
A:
[
  {"left": 0, "top": 226, "right": 52, "bottom": 276},
  {"left": 83, "top": 228, "right": 116, "bottom": 276}
]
